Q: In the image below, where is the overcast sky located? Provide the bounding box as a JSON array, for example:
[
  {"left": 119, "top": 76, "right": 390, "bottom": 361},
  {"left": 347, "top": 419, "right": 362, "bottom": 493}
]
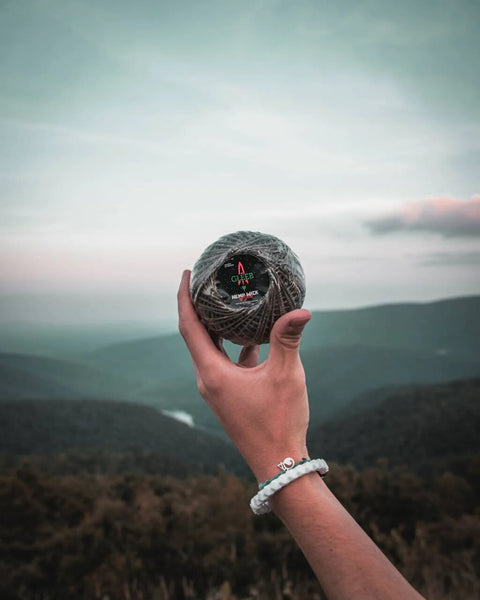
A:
[{"left": 1, "top": 0, "right": 479, "bottom": 325}]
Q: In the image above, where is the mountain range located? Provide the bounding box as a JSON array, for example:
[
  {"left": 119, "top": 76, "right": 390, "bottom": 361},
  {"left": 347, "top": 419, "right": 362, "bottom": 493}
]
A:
[
  {"left": 1, "top": 296, "right": 479, "bottom": 428},
  {"left": 0, "top": 295, "right": 479, "bottom": 473},
  {"left": 0, "top": 378, "right": 477, "bottom": 479}
]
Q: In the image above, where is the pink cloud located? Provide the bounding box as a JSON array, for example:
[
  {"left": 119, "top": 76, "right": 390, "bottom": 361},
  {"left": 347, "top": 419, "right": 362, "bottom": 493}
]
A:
[{"left": 367, "top": 196, "right": 480, "bottom": 237}]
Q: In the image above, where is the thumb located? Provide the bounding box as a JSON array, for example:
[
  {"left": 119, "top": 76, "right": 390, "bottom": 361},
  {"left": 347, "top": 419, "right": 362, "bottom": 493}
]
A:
[{"left": 267, "top": 308, "right": 311, "bottom": 366}]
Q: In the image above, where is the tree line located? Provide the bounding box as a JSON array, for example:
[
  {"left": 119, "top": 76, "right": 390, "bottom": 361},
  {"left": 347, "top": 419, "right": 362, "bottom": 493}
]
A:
[{"left": 0, "top": 450, "right": 478, "bottom": 600}]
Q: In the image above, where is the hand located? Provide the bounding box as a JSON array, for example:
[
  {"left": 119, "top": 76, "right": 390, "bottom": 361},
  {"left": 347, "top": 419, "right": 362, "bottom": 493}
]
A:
[{"left": 177, "top": 269, "right": 312, "bottom": 482}]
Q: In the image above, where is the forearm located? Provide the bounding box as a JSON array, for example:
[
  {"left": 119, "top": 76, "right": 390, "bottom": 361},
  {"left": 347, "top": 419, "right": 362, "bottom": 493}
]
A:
[
  {"left": 178, "top": 272, "right": 424, "bottom": 598},
  {"left": 271, "top": 473, "right": 425, "bottom": 600}
]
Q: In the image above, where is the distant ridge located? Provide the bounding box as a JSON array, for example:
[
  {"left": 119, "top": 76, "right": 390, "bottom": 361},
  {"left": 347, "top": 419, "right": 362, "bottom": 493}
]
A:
[
  {"left": 307, "top": 378, "right": 480, "bottom": 476},
  {"left": 302, "top": 342, "right": 480, "bottom": 421},
  {"left": 300, "top": 295, "right": 480, "bottom": 360},
  {"left": 87, "top": 332, "right": 191, "bottom": 385},
  {"left": 0, "top": 398, "right": 247, "bottom": 476},
  {"left": 0, "top": 352, "right": 137, "bottom": 401}
]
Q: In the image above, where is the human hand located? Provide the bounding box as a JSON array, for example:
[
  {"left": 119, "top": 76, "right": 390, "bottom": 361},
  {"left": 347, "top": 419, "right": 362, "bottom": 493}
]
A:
[{"left": 177, "top": 270, "right": 312, "bottom": 483}]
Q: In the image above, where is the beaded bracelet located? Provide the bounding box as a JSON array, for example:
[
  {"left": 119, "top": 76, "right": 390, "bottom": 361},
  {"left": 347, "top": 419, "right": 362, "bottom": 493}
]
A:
[{"left": 250, "top": 458, "right": 329, "bottom": 515}]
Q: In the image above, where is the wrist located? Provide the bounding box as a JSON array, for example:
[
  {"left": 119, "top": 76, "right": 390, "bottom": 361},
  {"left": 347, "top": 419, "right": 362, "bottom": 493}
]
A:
[
  {"left": 250, "top": 447, "right": 310, "bottom": 484},
  {"left": 250, "top": 459, "right": 329, "bottom": 515},
  {"left": 271, "top": 468, "right": 329, "bottom": 513}
]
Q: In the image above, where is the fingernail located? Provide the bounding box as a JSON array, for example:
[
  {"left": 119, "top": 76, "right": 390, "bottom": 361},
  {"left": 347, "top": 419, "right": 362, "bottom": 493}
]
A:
[{"left": 288, "top": 317, "right": 309, "bottom": 335}]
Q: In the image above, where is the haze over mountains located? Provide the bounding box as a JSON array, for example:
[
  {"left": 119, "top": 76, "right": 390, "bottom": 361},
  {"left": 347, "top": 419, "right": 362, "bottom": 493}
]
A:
[{"left": 1, "top": 295, "right": 479, "bottom": 472}]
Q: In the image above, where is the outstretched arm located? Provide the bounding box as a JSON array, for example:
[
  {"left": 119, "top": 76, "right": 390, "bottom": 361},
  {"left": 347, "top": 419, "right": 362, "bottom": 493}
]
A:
[{"left": 178, "top": 270, "right": 424, "bottom": 600}]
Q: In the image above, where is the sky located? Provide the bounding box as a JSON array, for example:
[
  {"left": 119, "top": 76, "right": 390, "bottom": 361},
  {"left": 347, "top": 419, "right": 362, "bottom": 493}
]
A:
[{"left": 1, "top": 0, "right": 479, "bottom": 326}]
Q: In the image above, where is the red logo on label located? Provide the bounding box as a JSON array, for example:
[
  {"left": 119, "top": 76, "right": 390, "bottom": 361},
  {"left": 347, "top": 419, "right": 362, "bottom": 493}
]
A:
[{"left": 237, "top": 261, "right": 249, "bottom": 285}]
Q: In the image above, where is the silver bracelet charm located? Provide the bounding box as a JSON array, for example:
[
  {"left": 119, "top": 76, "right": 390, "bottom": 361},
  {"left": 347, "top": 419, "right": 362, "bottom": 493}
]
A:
[{"left": 277, "top": 457, "right": 295, "bottom": 471}]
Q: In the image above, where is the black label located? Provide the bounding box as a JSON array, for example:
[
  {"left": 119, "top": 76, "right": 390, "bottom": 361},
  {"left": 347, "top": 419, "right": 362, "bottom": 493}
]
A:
[{"left": 216, "top": 253, "right": 270, "bottom": 307}]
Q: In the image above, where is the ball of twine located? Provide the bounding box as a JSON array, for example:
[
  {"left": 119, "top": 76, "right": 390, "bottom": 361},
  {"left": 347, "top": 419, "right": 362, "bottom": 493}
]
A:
[{"left": 190, "top": 231, "right": 306, "bottom": 345}]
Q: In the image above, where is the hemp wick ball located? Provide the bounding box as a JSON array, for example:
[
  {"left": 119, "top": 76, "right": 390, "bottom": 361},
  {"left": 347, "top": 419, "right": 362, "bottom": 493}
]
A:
[{"left": 190, "top": 231, "right": 306, "bottom": 346}]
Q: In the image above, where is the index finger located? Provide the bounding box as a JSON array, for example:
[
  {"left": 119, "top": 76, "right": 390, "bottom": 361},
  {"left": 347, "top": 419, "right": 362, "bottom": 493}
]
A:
[{"left": 177, "top": 270, "right": 227, "bottom": 371}]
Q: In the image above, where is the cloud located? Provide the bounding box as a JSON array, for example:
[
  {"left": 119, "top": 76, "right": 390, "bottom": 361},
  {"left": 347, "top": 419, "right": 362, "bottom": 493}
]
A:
[{"left": 366, "top": 196, "right": 480, "bottom": 237}]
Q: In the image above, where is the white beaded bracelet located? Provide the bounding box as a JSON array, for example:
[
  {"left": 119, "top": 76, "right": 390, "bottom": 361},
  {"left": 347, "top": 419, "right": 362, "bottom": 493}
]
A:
[{"left": 250, "top": 458, "right": 329, "bottom": 515}]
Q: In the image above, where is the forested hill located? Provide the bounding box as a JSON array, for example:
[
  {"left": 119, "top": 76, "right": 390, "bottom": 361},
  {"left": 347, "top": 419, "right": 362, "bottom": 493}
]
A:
[
  {"left": 0, "top": 398, "right": 247, "bottom": 477},
  {"left": 0, "top": 352, "right": 137, "bottom": 400},
  {"left": 307, "top": 378, "right": 480, "bottom": 476},
  {"left": 302, "top": 342, "right": 480, "bottom": 421},
  {"left": 300, "top": 295, "right": 480, "bottom": 359},
  {"left": 1, "top": 379, "right": 478, "bottom": 481}
]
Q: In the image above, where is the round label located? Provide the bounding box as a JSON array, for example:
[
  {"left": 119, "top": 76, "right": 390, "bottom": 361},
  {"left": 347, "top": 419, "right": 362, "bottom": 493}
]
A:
[{"left": 216, "top": 253, "right": 270, "bottom": 307}]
